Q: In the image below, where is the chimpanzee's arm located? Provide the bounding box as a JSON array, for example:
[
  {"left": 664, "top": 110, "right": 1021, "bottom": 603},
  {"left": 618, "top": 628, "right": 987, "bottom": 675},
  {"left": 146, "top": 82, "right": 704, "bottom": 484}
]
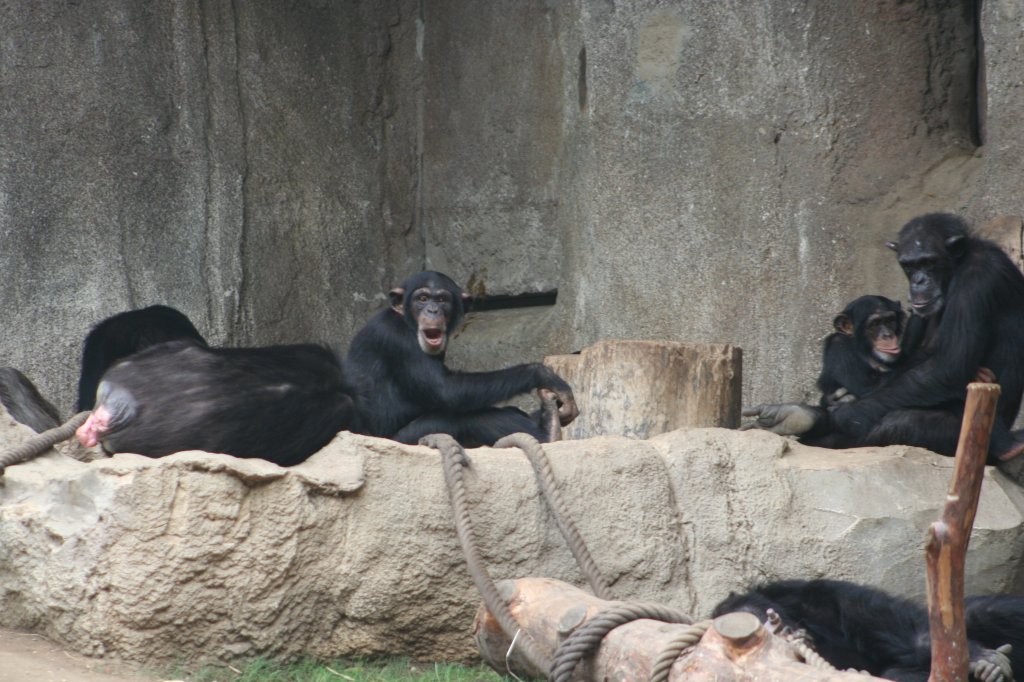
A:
[
  {"left": 817, "top": 335, "right": 882, "bottom": 405},
  {"left": 400, "top": 360, "right": 572, "bottom": 413}
]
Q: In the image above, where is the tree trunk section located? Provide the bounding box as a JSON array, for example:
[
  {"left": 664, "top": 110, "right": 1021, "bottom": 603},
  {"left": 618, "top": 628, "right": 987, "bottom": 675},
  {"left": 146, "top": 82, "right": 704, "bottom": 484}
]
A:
[{"left": 544, "top": 340, "right": 742, "bottom": 440}]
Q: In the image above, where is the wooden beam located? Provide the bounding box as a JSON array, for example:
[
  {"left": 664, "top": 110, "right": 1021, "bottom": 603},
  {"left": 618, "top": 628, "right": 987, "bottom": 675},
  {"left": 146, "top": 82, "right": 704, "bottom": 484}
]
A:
[{"left": 925, "top": 382, "right": 1000, "bottom": 682}]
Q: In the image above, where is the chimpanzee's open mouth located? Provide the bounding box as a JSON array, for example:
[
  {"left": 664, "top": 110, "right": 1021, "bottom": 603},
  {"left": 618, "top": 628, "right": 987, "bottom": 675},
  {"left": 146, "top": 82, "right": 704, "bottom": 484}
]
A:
[{"left": 418, "top": 328, "right": 447, "bottom": 354}]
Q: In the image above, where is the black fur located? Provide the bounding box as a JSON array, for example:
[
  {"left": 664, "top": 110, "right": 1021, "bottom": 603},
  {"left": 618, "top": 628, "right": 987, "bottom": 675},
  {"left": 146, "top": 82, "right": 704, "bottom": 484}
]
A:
[
  {"left": 713, "top": 579, "right": 1020, "bottom": 681},
  {"left": 829, "top": 214, "right": 1024, "bottom": 459},
  {"left": 345, "top": 271, "right": 575, "bottom": 446},
  {"left": 91, "top": 340, "right": 354, "bottom": 465},
  {"left": 0, "top": 368, "right": 61, "bottom": 432},
  {"left": 965, "top": 594, "right": 1024, "bottom": 676},
  {"left": 78, "top": 305, "right": 207, "bottom": 411}
]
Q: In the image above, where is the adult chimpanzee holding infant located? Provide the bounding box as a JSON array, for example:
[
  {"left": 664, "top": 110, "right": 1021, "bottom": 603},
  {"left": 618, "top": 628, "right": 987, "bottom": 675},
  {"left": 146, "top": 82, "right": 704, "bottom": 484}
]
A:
[
  {"left": 75, "top": 271, "right": 577, "bottom": 464},
  {"left": 747, "top": 213, "right": 1024, "bottom": 461}
]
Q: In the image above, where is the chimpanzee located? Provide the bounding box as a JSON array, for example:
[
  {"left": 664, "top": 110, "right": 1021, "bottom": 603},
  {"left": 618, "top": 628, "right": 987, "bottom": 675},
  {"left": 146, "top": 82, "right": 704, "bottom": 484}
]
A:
[
  {"left": 712, "top": 579, "right": 1018, "bottom": 682},
  {"left": 344, "top": 271, "right": 579, "bottom": 446},
  {"left": 77, "top": 305, "right": 207, "bottom": 411},
  {"left": 76, "top": 340, "right": 354, "bottom": 465},
  {"left": 816, "top": 295, "right": 905, "bottom": 407},
  {"left": 0, "top": 368, "right": 61, "bottom": 432},
  {"left": 790, "top": 295, "right": 906, "bottom": 448},
  {"left": 746, "top": 214, "right": 1024, "bottom": 461},
  {"left": 964, "top": 594, "right": 1024, "bottom": 678}
]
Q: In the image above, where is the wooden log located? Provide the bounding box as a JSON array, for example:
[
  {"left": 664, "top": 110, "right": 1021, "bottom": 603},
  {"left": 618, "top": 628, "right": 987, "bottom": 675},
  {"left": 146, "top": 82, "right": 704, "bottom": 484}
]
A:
[
  {"left": 474, "top": 576, "right": 886, "bottom": 681},
  {"left": 544, "top": 340, "right": 742, "bottom": 440},
  {"left": 925, "top": 382, "right": 1000, "bottom": 682}
]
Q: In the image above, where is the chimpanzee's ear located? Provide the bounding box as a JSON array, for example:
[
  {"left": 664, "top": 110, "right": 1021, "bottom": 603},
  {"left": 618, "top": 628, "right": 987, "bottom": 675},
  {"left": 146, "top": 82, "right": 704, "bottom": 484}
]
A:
[
  {"left": 945, "top": 234, "right": 967, "bottom": 257},
  {"left": 833, "top": 313, "right": 854, "bottom": 336},
  {"left": 388, "top": 287, "right": 405, "bottom": 315},
  {"left": 885, "top": 241, "right": 898, "bottom": 252},
  {"left": 460, "top": 292, "right": 473, "bottom": 313}
]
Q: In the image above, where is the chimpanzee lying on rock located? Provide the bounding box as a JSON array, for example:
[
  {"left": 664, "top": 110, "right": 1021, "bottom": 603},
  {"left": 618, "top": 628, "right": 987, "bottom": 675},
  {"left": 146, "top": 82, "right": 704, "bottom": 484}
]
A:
[
  {"left": 76, "top": 340, "right": 355, "bottom": 465},
  {"left": 345, "top": 271, "right": 579, "bottom": 446},
  {"left": 713, "top": 578, "right": 1021, "bottom": 682}
]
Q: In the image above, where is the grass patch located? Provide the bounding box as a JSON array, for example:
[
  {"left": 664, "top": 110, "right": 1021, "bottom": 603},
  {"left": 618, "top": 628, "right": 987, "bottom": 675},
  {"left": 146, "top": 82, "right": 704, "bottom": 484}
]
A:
[{"left": 170, "top": 657, "right": 508, "bottom": 682}]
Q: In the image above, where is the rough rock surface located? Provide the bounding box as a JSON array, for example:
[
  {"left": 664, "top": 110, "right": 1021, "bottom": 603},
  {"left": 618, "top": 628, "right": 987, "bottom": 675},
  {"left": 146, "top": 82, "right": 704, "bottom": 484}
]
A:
[
  {"left": 2, "top": 410, "right": 1023, "bottom": 667},
  {"left": 0, "top": 1, "right": 1008, "bottom": 422}
]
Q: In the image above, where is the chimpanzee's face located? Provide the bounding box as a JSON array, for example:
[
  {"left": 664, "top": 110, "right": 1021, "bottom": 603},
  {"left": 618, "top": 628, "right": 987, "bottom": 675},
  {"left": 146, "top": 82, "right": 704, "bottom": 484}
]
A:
[
  {"left": 860, "top": 308, "right": 903, "bottom": 364},
  {"left": 388, "top": 271, "right": 467, "bottom": 356},
  {"left": 407, "top": 286, "right": 455, "bottom": 355},
  {"left": 889, "top": 228, "right": 961, "bottom": 318}
]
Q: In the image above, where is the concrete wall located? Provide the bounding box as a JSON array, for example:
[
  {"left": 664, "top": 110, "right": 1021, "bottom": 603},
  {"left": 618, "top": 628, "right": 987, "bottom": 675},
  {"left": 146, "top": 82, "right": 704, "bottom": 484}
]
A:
[
  {"left": 0, "top": 2, "right": 419, "bottom": 411},
  {"left": 1, "top": 0, "right": 1019, "bottom": 418}
]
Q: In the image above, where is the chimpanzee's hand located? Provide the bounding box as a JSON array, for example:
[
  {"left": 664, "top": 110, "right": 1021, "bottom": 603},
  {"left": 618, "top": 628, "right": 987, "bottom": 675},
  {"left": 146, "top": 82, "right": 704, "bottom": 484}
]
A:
[
  {"left": 823, "top": 387, "right": 858, "bottom": 410},
  {"left": 540, "top": 387, "right": 579, "bottom": 426},
  {"left": 740, "top": 403, "right": 818, "bottom": 436},
  {"left": 969, "top": 644, "right": 1012, "bottom": 682},
  {"left": 830, "top": 399, "right": 885, "bottom": 438}
]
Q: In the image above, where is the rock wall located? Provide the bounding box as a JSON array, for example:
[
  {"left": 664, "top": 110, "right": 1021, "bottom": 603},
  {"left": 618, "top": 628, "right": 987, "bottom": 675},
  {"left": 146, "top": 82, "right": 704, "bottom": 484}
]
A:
[
  {"left": 0, "top": 1, "right": 419, "bottom": 411},
  {"left": 1, "top": 1, "right": 1018, "bottom": 419},
  {"left": 2, "top": 413, "right": 1023, "bottom": 665}
]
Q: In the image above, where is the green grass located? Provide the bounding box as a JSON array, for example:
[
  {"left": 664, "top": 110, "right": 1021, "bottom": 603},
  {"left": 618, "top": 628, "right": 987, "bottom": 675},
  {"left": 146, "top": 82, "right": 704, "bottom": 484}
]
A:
[{"left": 170, "top": 657, "right": 509, "bottom": 682}]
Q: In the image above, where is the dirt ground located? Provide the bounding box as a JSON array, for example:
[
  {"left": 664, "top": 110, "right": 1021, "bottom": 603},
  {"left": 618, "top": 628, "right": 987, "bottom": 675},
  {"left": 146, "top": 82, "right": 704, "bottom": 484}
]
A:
[{"left": 0, "top": 627, "right": 161, "bottom": 682}]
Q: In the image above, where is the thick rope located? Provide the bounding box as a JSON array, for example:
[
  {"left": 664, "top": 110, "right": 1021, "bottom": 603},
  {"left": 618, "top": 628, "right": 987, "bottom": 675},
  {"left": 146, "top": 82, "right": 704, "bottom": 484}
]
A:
[
  {"left": 493, "top": 432, "right": 614, "bottom": 601},
  {"left": 0, "top": 411, "right": 90, "bottom": 476},
  {"left": 420, "top": 433, "right": 553, "bottom": 676},
  {"left": 764, "top": 609, "right": 835, "bottom": 671},
  {"left": 789, "top": 637, "right": 835, "bottom": 671},
  {"left": 550, "top": 601, "right": 694, "bottom": 682},
  {"left": 425, "top": 431, "right": 706, "bottom": 681},
  {"left": 648, "top": 619, "right": 713, "bottom": 682}
]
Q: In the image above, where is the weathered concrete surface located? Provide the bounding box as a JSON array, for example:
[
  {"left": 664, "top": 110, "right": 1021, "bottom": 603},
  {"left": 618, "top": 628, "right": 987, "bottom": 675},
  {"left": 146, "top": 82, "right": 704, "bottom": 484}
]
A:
[
  {"left": 0, "top": 1, "right": 419, "bottom": 413},
  {"left": 1, "top": 1, "right": 1010, "bottom": 422},
  {"left": 544, "top": 1, "right": 981, "bottom": 410},
  {"left": 2, "top": 412, "right": 1023, "bottom": 666}
]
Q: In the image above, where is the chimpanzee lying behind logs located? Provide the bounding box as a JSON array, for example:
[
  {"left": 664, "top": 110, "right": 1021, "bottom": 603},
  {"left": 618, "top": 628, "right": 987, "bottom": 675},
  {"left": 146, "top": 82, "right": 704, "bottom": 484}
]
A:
[
  {"left": 77, "top": 305, "right": 207, "bottom": 411},
  {"left": 713, "top": 579, "right": 1021, "bottom": 682},
  {"left": 0, "top": 367, "right": 62, "bottom": 433},
  {"left": 76, "top": 340, "right": 354, "bottom": 465},
  {"left": 345, "top": 271, "right": 579, "bottom": 446}
]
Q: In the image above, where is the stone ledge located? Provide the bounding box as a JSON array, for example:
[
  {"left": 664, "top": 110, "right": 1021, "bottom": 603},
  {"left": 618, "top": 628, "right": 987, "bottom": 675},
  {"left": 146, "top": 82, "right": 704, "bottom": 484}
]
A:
[{"left": 1, "top": 417, "right": 1021, "bottom": 666}]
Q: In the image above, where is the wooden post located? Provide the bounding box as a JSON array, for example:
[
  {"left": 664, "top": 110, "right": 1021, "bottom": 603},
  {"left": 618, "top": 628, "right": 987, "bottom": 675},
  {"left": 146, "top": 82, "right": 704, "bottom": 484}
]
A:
[
  {"left": 544, "top": 340, "right": 742, "bottom": 440},
  {"left": 925, "top": 382, "right": 1000, "bottom": 682},
  {"left": 475, "top": 577, "right": 888, "bottom": 681}
]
